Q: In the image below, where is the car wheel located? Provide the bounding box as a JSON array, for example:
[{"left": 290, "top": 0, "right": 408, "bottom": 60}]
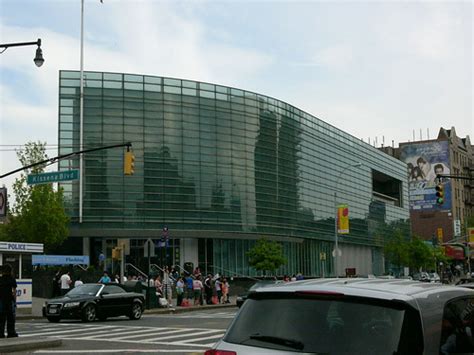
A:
[
  {"left": 129, "top": 302, "right": 143, "bottom": 320},
  {"left": 47, "top": 317, "right": 60, "bottom": 323},
  {"left": 82, "top": 304, "right": 96, "bottom": 322}
]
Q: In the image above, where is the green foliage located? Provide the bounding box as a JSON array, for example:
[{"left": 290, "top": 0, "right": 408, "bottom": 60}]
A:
[
  {"left": 247, "top": 238, "right": 287, "bottom": 275},
  {"left": 3, "top": 141, "right": 69, "bottom": 249},
  {"left": 407, "top": 237, "right": 433, "bottom": 271},
  {"left": 384, "top": 231, "right": 409, "bottom": 270}
]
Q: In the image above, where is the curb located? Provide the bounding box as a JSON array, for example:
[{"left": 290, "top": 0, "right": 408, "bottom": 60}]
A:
[
  {"left": 144, "top": 303, "right": 237, "bottom": 315},
  {"left": 0, "top": 338, "right": 62, "bottom": 353},
  {"left": 17, "top": 303, "right": 237, "bottom": 320}
]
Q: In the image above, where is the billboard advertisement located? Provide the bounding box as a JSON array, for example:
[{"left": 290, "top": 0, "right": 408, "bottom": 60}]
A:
[{"left": 399, "top": 141, "right": 451, "bottom": 211}]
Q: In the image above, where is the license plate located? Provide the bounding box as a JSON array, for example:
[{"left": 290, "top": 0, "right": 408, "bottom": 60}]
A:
[{"left": 49, "top": 309, "right": 57, "bottom": 314}]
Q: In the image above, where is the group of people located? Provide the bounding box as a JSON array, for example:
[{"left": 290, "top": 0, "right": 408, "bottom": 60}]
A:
[
  {"left": 148, "top": 266, "right": 231, "bottom": 307},
  {"left": 0, "top": 264, "right": 18, "bottom": 338}
]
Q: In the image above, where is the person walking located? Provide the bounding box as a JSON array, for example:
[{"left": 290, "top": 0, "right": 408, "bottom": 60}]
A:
[
  {"left": 204, "top": 274, "right": 213, "bottom": 305},
  {"left": 185, "top": 273, "right": 194, "bottom": 301},
  {"left": 98, "top": 271, "right": 111, "bottom": 284},
  {"left": 162, "top": 267, "right": 173, "bottom": 307},
  {"left": 215, "top": 277, "right": 222, "bottom": 304},
  {"left": 74, "top": 276, "right": 83, "bottom": 288},
  {"left": 221, "top": 278, "right": 229, "bottom": 304},
  {"left": 192, "top": 275, "right": 203, "bottom": 306},
  {"left": 175, "top": 277, "right": 184, "bottom": 307},
  {"left": 60, "top": 271, "right": 72, "bottom": 296},
  {"left": 0, "top": 264, "right": 18, "bottom": 338},
  {"left": 52, "top": 270, "right": 61, "bottom": 297}
]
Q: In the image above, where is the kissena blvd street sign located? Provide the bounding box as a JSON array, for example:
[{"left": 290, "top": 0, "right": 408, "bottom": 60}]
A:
[{"left": 27, "top": 170, "right": 79, "bottom": 185}]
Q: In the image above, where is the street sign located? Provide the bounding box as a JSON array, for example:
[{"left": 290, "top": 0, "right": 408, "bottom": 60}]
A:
[
  {"left": 144, "top": 238, "right": 155, "bottom": 257},
  {"left": 319, "top": 252, "right": 327, "bottom": 261},
  {"left": 0, "top": 187, "right": 6, "bottom": 217},
  {"left": 454, "top": 220, "right": 461, "bottom": 237},
  {"left": 27, "top": 170, "right": 79, "bottom": 185}
]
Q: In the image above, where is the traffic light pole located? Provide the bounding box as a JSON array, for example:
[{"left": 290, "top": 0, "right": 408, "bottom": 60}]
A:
[
  {"left": 436, "top": 174, "right": 473, "bottom": 181},
  {"left": 0, "top": 142, "right": 132, "bottom": 179}
]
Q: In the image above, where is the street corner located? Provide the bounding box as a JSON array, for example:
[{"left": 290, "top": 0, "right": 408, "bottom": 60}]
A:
[{"left": 0, "top": 337, "right": 62, "bottom": 353}]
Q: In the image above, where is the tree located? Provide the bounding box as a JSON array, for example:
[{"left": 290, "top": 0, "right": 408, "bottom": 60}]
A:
[
  {"left": 407, "top": 236, "right": 433, "bottom": 271},
  {"left": 384, "top": 231, "right": 409, "bottom": 274},
  {"left": 4, "top": 142, "right": 69, "bottom": 249},
  {"left": 247, "top": 238, "right": 287, "bottom": 276}
]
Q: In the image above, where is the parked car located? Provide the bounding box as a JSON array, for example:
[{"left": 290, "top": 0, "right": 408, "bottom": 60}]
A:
[
  {"left": 429, "top": 272, "right": 441, "bottom": 283},
  {"left": 206, "top": 278, "right": 474, "bottom": 354},
  {"left": 43, "top": 283, "right": 145, "bottom": 322},
  {"left": 412, "top": 271, "right": 431, "bottom": 282},
  {"left": 236, "top": 280, "right": 283, "bottom": 308}
]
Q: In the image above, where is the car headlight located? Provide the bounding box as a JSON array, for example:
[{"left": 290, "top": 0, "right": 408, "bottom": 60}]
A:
[{"left": 63, "top": 302, "right": 81, "bottom": 308}]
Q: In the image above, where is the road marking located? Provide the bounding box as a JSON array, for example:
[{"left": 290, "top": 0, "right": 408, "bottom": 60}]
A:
[
  {"left": 177, "top": 332, "right": 226, "bottom": 344},
  {"left": 148, "top": 329, "right": 223, "bottom": 341},
  {"left": 113, "top": 328, "right": 189, "bottom": 340},
  {"left": 20, "top": 325, "right": 106, "bottom": 337}
]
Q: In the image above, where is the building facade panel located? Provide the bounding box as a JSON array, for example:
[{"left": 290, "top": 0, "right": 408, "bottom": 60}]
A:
[{"left": 58, "top": 71, "right": 409, "bottom": 276}]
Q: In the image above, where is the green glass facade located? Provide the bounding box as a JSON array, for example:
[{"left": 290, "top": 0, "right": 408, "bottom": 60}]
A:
[{"left": 58, "top": 70, "right": 409, "bottom": 277}]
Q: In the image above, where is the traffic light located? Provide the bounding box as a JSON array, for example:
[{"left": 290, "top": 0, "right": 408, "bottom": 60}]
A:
[
  {"left": 435, "top": 184, "right": 444, "bottom": 205},
  {"left": 124, "top": 151, "right": 135, "bottom": 175}
]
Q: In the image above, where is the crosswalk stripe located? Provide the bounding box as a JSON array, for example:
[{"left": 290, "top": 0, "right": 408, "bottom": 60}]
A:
[
  {"left": 147, "top": 329, "right": 223, "bottom": 342},
  {"left": 112, "top": 328, "right": 188, "bottom": 340},
  {"left": 20, "top": 325, "right": 106, "bottom": 337},
  {"left": 176, "top": 333, "right": 225, "bottom": 344}
]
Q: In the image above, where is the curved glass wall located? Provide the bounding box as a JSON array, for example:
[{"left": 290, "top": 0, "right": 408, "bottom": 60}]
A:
[{"left": 58, "top": 71, "right": 409, "bottom": 275}]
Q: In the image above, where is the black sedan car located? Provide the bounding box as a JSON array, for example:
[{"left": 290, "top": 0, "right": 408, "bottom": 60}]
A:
[{"left": 43, "top": 283, "right": 145, "bottom": 322}]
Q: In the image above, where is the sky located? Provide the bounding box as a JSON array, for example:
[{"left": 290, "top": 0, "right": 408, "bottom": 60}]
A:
[{"left": 0, "top": 0, "right": 472, "bottom": 197}]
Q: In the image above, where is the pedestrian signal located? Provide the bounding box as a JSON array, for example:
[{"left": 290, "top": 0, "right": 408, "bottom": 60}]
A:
[
  {"left": 124, "top": 151, "right": 135, "bottom": 175},
  {"left": 435, "top": 184, "right": 444, "bottom": 205}
]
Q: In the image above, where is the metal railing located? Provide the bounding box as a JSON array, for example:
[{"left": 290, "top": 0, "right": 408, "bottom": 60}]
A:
[{"left": 125, "top": 263, "right": 148, "bottom": 279}]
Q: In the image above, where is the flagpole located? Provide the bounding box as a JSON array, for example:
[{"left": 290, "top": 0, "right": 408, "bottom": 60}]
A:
[{"left": 79, "top": 0, "right": 84, "bottom": 223}]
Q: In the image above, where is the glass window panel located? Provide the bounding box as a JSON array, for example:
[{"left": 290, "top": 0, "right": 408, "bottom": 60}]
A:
[
  {"left": 104, "top": 81, "right": 123, "bottom": 89},
  {"left": 145, "top": 84, "right": 161, "bottom": 92},
  {"left": 145, "top": 76, "right": 161, "bottom": 84},
  {"left": 60, "top": 107, "right": 73, "bottom": 114},
  {"left": 124, "top": 74, "right": 143, "bottom": 83},
  {"left": 164, "top": 78, "right": 181, "bottom": 86},
  {"left": 83, "top": 72, "right": 102, "bottom": 80},
  {"left": 60, "top": 87, "right": 77, "bottom": 95},
  {"left": 182, "top": 80, "right": 197, "bottom": 88},
  {"left": 60, "top": 131, "right": 73, "bottom": 139},
  {"left": 60, "top": 79, "right": 80, "bottom": 87},
  {"left": 60, "top": 71, "right": 80, "bottom": 79},
  {"left": 104, "top": 73, "right": 123, "bottom": 81},
  {"left": 216, "top": 93, "right": 228, "bottom": 101},
  {"left": 200, "top": 91, "right": 215, "bottom": 99},
  {"left": 164, "top": 86, "right": 181, "bottom": 94},
  {"left": 183, "top": 88, "right": 197, "bottom": 96},
  {"left": 125, "top": 82, "right": 143, "bottom": 90}
]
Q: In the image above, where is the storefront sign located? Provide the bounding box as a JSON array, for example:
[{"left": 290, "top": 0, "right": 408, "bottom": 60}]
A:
[
  {"left": 32, "top": 255, "right": 90, "bottom": 265},
  {"left": 0, "top": 242, "right": 43, "bottom": 253}
]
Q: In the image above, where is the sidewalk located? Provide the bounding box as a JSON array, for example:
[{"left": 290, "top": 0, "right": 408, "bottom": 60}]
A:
[{"left": 5, "top": 296, "right": 236, "bottom": 353}]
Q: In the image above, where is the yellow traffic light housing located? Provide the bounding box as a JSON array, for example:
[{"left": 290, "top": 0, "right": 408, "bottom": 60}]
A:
[
  {"left": 435, "top": 184, "right": 444, "bottom": 205},
  {"left": 124, "top": 151, "right": 135, "bottom": 175}
]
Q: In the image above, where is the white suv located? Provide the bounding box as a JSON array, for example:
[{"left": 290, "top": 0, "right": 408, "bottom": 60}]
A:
[{"left": 205, "top": 278, "right": 474, "bottom": 354}]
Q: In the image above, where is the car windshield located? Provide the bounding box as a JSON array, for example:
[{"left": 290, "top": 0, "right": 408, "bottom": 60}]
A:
[
  {"left": 65, "top": 284, "right": 101, "bottom": 297},
  {"left": 224, "top": 295, "right": 422, "bottom": 354}
]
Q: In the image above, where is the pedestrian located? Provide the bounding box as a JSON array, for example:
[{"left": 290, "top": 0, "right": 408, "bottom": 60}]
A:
[
  {"left": 60, "top": 271, "right": 72, "bottom": 295},
  {"left": 162, "top": 266, "right": 173, "bottom": 307},
  {"left": 52, "top": 270, "right": 61, "bottom": 297},
  {"left": 221, "top": 278, "right": 229, "bottom": 304},
  {"left": 185, "top": 273, "right": 194, "bottom": 301},
  {"left": 114, "top": 274, "right": 120, "bottom": 284},
  {"left": 74, "top": 276, "right": 83, "bottom": 288},
  {"left": 192, "top": 275, "right": 203, "bottom": 306},
  {"left": 0, "top": 264, "right": 18, "bottom": 338},
  {"left": 98, "top": 271, "right": 111, "bottom": 284},
  {"left": 155, "top": 275, "right": 163, "bottom": 298},
  {"left": 176, "top": 277, "right": 184, "bottom": 307},
  {"left": 215, "top": 277, "right": 222, "bottom": 304},
  {"left": 204, "top": 274, "right": 213, "bottom": 304}
]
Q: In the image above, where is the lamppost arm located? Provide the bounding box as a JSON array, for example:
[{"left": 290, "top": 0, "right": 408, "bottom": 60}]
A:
[{"left": 0, "top": 39, "right": 44, "bottom": 67}]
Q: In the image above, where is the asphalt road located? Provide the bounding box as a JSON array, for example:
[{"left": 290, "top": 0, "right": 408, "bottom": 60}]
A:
[{"left": 13, "top": 308, "right": 238, "bottom": 354}]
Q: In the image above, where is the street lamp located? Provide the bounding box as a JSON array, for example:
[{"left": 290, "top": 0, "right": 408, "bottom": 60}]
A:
[
  {"left": 333, "top": 162, "right": 362, "bottom": 278},
  {"left": 0, "top": 39, "right": 44, "bottom": 67}
]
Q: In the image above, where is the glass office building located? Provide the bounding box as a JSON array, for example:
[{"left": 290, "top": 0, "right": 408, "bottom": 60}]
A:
[{"left": 58, "top": 70, "right": 409, "bottom": 277}]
